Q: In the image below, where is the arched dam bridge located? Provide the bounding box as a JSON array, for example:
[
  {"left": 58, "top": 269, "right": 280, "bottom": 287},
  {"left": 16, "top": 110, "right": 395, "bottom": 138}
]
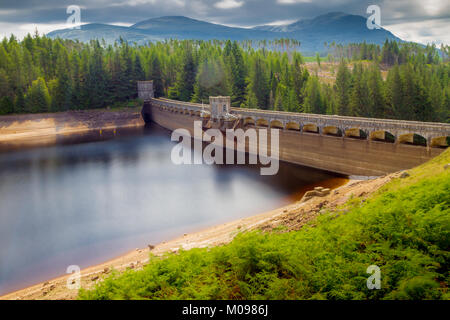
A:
[{"left": 138, "top": 81, "right": 450, "bottom": 176}]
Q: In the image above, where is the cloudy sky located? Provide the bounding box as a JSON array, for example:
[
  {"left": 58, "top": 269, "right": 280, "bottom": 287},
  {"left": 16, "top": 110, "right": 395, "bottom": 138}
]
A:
[{"left": 0, "top": 0, "right": 448, "bottom": 45}]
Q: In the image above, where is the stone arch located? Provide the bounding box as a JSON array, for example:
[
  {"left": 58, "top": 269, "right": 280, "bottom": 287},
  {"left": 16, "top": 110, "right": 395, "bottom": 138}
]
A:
[
  {"left": 429, "top": 136, "right": 449, "bottom": 148},
  {"left": 243, "top": 117, "right": 256, "bottom": 126},
  {"left": 323, "top": 126, "right": 342, "bottom": 136},
  {"left": 345, "top": 128, "right": 367, "bottom": 139},
  {"left": 285, "top": 121, "right": 301, "bottom": 131},
  {"left": 369, "top": 130, "right": 395, "bottom": 143},
  {"left": 398, "top": 133, "right": 427, "bottom": 146},
  {"left": 303, "top": 123, "right": 319, "bottom": 133},
  {"left": 256, "top": 118, "right": 269, "bottom": 127},
  {"left": 270, "top": 120, "right": 284, "bottom": 129}
]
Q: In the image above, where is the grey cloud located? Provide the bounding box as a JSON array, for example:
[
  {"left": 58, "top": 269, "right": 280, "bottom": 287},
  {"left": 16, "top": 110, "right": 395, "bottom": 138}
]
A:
[
  {"left": 0, "top": 0, "right": 436, "bottom": 25},
  {"left": 0, "top": 0, "right": 448, "bottom": 43},
  {"left": 379, "top": 0, "right": 450, "bottom": 24}
]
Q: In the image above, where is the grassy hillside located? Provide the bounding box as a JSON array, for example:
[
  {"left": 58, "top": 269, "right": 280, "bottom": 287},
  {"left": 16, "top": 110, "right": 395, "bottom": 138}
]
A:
[{"left": 79, "top": 150, "right": 450, "bottom": 300}]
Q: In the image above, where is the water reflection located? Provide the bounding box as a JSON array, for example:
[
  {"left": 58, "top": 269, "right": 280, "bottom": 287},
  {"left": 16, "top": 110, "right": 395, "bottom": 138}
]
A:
[{"left": 0, "top": 125, "right": 343, "bottom": 295}]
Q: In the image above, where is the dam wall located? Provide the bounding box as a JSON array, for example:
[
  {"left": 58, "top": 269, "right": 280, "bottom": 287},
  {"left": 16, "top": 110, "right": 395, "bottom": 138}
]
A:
[
  {"left": 137, "top": 81, "right": 449, "bottom": 176},
  {"left": 142, "top": 98, "right": 448, "bottom": 176}
]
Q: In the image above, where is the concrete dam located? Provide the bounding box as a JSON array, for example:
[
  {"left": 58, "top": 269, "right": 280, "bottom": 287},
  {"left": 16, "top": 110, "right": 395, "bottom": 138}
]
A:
[{"left": 138, "top": 81, "right": 450, "bottom": 176}]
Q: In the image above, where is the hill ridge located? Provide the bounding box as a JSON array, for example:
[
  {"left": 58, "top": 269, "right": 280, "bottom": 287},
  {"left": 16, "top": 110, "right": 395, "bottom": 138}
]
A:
[{"left": 47, "top": 12, "right": 401, "bottom": 54}]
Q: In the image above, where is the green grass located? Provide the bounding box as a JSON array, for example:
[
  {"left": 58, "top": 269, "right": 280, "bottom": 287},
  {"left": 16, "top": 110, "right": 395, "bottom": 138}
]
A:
[
  {"left": 303, "top": 56, "right": 328, "bottom": 63},
  {"left": 79, "top": 149, "right": 450, "bottom": 300}
]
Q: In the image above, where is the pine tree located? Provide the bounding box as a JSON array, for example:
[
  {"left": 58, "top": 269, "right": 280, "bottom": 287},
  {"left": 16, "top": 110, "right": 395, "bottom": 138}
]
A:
[
  {"left": 0, "top": 96, "right": 13, "bottom": 115},
  {"left": 120, "top": 41, "right": 134, "bottom": 98},
  {"left": 274, "top": 83, "right": 290, "bottom": 111},
  {"left": 109, "top": 49, "right": 126, "bottom": 102},
  {"left": 335, "top": 60, "right": 351, "bottom": 116},
  {"left": 428, "top": 76, "right": 444, "bottom": 122},
  {"left": 78, "top": 49, "right": 90, "bottom": 109},
  {"left": 230, "top": 42, "right": 247, "bottom": 107},
  {"left": 52, "top": 44, "right": 72, "bottom": 111},
  {"left": 322, "top": 84, "right": 337, "bottom": 115},
  {"left": 291, "top": 53, "right": 308, "bottom": 109},
  {"left": 0, "top": 68, "right": 10, "bottom": 99},
  {"left": 367, "top": 65, "right": 386, "bottom": 118},
  {"left": 22, "top": 47, "right": 37, "bottom": 88},
  {"left": 386, "top": 65, "right": 404, "bottom": 119},
  {"left": 303, "top": 76, "right": 324, "bottom": 114},
  {"left": 245, "top": 91, "right": 258, "bottom": 109},
  {"left": 247, "top": 56, "right": 269, "bottom": 109},
  {"left": 88, "top": 41, "right": 107, "bottom": 109},
  {"left": 25, "top": 77, "right": 51, "bottom": 113},
  {"left": 150, "top": 55, "right": 164, "bottom": 98},
  {"left": 133, "top": 53, "right": 145, "bottom": 84},
  {"left": 172, "top": 43, "right": 197, "bottom": 101},
  {"left": 401, "top": 64, "right": 416, "bottom": 120},
  {"left": 349, "top": 63, "right": 370, "bottom": 117},
  {"left": 70, "top": 51, "right": 81, "bottom": 108},
  {"left": 413, "top": 75, "right": 433, "bottom": 122},
  {"left": 14, "top": 87, "right": 26, "bottom": 113}
]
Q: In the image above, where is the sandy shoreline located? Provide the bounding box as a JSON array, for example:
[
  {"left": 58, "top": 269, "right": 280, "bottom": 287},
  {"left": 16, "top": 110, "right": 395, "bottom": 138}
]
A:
[{"left": 0, "top": 171, "right": 399, "bottom": 300}]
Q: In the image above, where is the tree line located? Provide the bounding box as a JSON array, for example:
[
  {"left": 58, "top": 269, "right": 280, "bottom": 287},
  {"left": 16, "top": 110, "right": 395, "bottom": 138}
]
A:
[
  {"left": 0, "top": 34, "right": 448, "bottom": 123},
  {"left": 326, "top": 40, "right": 449, "bottom": 66}
]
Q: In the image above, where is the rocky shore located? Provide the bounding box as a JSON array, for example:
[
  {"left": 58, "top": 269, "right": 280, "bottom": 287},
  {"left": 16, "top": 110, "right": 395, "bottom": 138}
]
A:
[{"left": 0, "top": 108, "right": 144, "bottom": 149}]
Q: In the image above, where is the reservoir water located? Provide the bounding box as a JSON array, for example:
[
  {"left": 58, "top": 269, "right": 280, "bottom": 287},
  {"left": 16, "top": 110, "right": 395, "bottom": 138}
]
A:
[{"left": 0, "top": 125, "right": 343, "bottom": 295}]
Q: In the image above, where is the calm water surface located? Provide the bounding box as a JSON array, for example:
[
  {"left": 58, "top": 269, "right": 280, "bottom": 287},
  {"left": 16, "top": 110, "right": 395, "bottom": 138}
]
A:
[{"left": 0, "top": 125, "right": 342, "bottom": 294}]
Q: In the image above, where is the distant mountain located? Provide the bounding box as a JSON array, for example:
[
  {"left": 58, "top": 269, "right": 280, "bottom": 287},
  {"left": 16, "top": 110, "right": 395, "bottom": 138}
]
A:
[
  {"left": 46, "top": 23, "right": 163, "bottom": 44},
  {"left": 131, "top": 16, "right": 275, "bottom": 41},
  {"left": 255, "top": 12, "right": 364, "bottom": 32},
  {"left": 47, "top": 12, "right": 401, "bottom": 54},
  {"left": 253, "top": 12, "right": 398, "bottom": 48}
]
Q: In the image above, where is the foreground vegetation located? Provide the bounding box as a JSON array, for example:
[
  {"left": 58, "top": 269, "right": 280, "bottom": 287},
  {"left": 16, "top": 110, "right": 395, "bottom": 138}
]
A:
[
  {"left": 0, "top": 35, "right": 449, "bottom": 123},
  {"left": 79, "top": 149, "right": 450, "bottom": 300}
]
